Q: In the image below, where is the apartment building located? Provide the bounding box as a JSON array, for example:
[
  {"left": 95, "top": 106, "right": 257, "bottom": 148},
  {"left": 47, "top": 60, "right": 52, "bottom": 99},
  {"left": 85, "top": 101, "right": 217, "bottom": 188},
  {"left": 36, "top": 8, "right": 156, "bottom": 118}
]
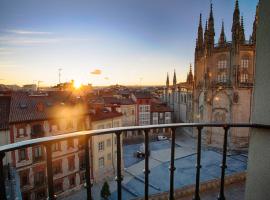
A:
[{"left": 7, "top": 91, "right": 122, "bottom": 200}]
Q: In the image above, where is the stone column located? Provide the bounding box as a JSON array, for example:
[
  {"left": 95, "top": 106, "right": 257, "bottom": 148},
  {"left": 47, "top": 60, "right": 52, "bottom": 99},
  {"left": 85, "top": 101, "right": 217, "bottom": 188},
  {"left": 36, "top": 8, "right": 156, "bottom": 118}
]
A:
[{"left": 245, "top": 1, "right": 270, "bottom": 199}]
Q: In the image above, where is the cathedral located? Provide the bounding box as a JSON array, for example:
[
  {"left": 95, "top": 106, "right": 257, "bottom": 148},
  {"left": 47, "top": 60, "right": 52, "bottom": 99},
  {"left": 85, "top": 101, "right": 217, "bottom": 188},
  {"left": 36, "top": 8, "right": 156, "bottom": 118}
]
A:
[
  {"left": 193, "top": 0, "right": 258, "bottom": 148},
  {"left": 164, "top": 0, "right": 259, "bottom": 148}
]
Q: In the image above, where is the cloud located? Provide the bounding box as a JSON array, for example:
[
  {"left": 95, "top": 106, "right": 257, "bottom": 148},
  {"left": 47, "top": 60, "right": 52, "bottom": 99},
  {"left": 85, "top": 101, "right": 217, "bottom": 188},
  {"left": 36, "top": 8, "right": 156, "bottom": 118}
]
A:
[
  {"left": 5, "top": 29, "right": 53, "bottom": 35},
  {"left": 90, "top": 69, "right": 102, "bottom": 75}
]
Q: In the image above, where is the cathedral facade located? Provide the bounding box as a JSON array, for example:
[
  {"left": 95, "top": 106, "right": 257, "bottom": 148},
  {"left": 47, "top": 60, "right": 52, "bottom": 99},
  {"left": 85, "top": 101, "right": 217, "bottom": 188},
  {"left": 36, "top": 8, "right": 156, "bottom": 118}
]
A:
[
  {"left": 193, "top": 0, "right": 258, "bottom": 148},
  {"left": 163, "top": 65, "right": 194, "bottom": 125}
]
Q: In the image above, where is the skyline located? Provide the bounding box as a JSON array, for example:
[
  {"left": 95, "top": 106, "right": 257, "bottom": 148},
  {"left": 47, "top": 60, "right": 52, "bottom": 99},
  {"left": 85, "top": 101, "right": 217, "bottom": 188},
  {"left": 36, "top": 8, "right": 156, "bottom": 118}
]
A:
[{"left": 0, "top": 0, "right": 258, "bottom": 87}]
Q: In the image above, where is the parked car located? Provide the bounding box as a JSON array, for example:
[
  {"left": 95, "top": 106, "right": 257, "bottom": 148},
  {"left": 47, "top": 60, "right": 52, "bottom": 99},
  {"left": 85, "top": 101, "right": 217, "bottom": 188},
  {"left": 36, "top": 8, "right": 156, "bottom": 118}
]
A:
[
  {"left": 136, "top": 151, "right": 145, "bottom": 158},
  {"left": 157, "top": 135, "right": 168, "bottom": 141}
]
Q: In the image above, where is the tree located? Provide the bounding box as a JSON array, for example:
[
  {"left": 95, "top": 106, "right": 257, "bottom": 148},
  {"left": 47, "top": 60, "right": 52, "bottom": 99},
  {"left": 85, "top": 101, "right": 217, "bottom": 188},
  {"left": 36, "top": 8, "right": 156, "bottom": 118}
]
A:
[{"left": 100, "top": 181, "right": 111, "bottom": 200}]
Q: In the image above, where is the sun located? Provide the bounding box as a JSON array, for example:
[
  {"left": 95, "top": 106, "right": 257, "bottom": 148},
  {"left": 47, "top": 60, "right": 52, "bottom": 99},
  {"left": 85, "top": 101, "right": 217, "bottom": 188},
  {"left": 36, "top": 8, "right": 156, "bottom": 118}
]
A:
[{"left": 73, "top": 80, "right": 82, "bottom": 89}]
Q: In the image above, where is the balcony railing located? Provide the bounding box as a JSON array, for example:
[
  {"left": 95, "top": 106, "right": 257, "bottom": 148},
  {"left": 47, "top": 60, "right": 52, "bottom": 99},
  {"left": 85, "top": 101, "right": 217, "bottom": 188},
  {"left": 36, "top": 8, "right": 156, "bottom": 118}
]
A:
[{"left": 0, "top": 123, "right": 270, "bottom": 200}]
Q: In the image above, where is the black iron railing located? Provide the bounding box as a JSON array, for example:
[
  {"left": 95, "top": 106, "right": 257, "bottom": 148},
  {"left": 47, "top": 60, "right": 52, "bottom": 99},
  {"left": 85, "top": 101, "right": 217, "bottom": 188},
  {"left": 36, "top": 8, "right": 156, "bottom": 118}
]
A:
[{"left": 0, "top": 123, "right": 270, "bottom": 200}]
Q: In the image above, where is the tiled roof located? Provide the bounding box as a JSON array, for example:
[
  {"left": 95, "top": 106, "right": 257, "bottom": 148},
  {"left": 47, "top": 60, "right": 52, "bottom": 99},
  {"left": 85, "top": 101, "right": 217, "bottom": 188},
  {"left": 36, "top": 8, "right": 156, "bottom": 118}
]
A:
[
  {"left": 133, "top": 92, "right": 152, "bottom": 99},
  {"left": 0, "top": 95, "right": 11, "bottom": 130},
  {"left": 91, "top": 109, "right": 122, "bottom": 122},
  {"left": 103, "top": 97, "right": 134, "bottom": 105},
  {"left": 9, "top": 91, "right": 88, "bottom": 123},
  {"left": 151, "top": 102, "right": 172, "bottom": 112}
]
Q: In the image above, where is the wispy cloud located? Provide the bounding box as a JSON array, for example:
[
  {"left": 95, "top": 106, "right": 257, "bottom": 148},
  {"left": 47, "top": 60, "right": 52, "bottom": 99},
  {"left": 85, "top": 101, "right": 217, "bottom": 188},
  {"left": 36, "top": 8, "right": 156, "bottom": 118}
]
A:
[
  {"left": 0, "top": 35, "right": 92, "bottom": 46},
  {"left": 90, "top": 69, "right": 102, "bottom": 75},
  {"left": 5, "top": 29, "right": 53, "bottom": 35}
]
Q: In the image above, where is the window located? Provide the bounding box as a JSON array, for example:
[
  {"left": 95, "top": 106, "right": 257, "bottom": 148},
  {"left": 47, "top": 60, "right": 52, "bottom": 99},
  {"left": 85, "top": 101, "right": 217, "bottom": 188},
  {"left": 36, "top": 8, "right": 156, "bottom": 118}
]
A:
[
  {"left": 52, "top": 142, "right": 61, "bottom": 152},
  {"left": 20, "top": 170, "right": 29, "bottom": 186},
  {"left": 52, "top": 160, "right": 62, "bottom": 175},
  {"left": 240, "top": 73, "right": 249, "bottom": 83},
  {"left": 69, "top": 175, "right": 76, "bottom": 187},
  {"left": 19, "top": 148, "right": 27, "bottom": 161},
  {"left": 80, "top": 172, "right": 86, "bottom": 183},
  {"left": 79, "top": 154, "right": 86, "bottom": 170},
  {"left": 97, "top": 124, "right": 105, "bottom": 129},
  {"left": 51, "top": 124, "right": 58, "bottom": 132},
  {"left": 54, "top": 181, "right": 63, "bottom": 193},
  {"left": 67, "top": 139, "right": 74, "bottom": 149},
  {"left": 33, "top": 146, "right": 43, "bottom": 161},
  {"left": 68, "top": 156, "right": 75, "bottom": 171},
  {"left": 241, "top": 59, "right": 249, "bottom": 68},
  {"left": 66, "top": 119, "right": 73, "bottom": 129},
  {"left": 217, "top": 72, "right": 227, "bottom": 83},
  {"left": 18, "top": 128, "right": 25, "bottom": 137},
  {"left": 98, "top": 141, "right": 105, "bottom": 151},
  {"left": 107, "top": 153, "right": 112, "bottom": 161},
  {"left": 165, "top": 112, "right": 170, "bottom": 118},
  {"left": 22, "top": 192, "right": 30, "bottom": 200},
  {"left": 77, "top": 119, "right": 85, "bottom": 131},
  {"left": 78, "top": 137, "right": 85, "bottom": 149},
  {"left": 99, "top": 157, "right": 104, "bottom": 168},
  {"left": 31, "top": 124, "right": 44, "bottom": 138},
  {"left": 34, "top": 171, "right": 45, "bottom": 186},
  {"left": 218, "top": 60, "right": 227, "bottom": 69},
  {"left": 106, "top": 139, "right": 111, "bottom": 147},
  {"left": 35, "top": 189, "right": 46, "bottom": 199}
]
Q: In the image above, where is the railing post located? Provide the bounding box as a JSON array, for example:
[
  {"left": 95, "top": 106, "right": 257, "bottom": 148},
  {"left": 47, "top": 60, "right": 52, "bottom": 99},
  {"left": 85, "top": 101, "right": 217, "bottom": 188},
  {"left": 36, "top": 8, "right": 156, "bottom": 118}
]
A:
[
  {"left": 45, "top": 143, "right": 55, "bottom": 200},
  {"left": 115, "top": 131, "right": 123, "bottom": 200},
  {"left": 169, "top": 128, "right": 176, "bottom": 200},
  {"left": 144, "top": 129, "right": 150, "bottom": 200},
  {"left": 84, "top": 135, "right": 92, "bottom": 200},
  {"left": 0, "top": 152, "right": 7, "bottom": 200},
  {"left": 193, "top": 126, "right": 203, "bottom": 200},
  {"left": 217, "top": 126, "right": 229, "bottom": 200}
]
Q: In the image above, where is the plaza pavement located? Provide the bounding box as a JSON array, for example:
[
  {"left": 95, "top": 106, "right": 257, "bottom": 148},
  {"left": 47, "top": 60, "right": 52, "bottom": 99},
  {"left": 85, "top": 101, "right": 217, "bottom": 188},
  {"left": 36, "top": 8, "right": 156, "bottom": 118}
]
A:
[{"left": 63, "top": 131, "right": 247, "bottom": 200}]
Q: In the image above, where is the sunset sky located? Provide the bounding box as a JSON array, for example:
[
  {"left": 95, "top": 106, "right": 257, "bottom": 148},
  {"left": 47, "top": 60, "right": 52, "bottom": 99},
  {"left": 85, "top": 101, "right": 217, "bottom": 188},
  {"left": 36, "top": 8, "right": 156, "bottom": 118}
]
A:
[{"left": 0, "top": 0, "right": 258, "bottom": 86}]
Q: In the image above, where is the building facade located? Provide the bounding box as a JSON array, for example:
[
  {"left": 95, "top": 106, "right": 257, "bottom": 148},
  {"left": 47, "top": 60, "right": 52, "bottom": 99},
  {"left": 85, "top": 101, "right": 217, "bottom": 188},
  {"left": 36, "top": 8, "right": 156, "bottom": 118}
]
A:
[
  {"left": 7, "top": 91, "right": 123, "bottom": 200},
  {"left": 193, "top": 1, "right": 258, "bottom": 147},
  {"left": 163, "top": 66, "right": 194, "bottom": 124}
]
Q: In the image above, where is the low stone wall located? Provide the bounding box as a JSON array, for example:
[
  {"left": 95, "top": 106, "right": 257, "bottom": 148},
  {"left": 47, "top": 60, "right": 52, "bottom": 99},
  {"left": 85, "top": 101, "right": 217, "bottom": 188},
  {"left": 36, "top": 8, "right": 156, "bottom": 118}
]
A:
[{"left": 137, "top": 172, "right": 246, "bottom": 200}]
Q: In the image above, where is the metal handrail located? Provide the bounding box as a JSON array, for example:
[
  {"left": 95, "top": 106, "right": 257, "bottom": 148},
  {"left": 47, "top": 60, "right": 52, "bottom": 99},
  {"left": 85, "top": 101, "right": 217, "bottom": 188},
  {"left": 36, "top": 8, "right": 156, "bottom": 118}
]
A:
[
  {"left": 1, "top": 122, "right": 270, "bottom": 200},
  {"left": 0, "top": 123, "right": 269, "bottom": 153}
]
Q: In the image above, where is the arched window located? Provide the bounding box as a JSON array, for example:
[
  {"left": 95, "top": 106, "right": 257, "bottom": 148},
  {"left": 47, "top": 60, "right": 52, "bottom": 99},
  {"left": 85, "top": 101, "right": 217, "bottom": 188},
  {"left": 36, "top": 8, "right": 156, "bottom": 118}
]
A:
[
  {"left": 240, "top": 57, "right": 250, "bottom": 83},
  {"left": 217, "top": 59, "right": 228, "bottom": 83}
]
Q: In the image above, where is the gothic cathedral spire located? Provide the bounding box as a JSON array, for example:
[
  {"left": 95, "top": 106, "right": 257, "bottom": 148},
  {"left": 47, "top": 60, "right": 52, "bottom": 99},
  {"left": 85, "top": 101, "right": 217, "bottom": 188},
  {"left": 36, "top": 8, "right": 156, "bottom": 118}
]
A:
[
  {"left": 207, "top": 3, "right": 215, "bottom": 51},
  {"left": 232, "top": 0, "right": 241, "bottom": 53},
  {"left": 166, "top": 73, "right": 170, "bottom": 88},
  {"left": 173, "top": 69, "right": 177, "bottom": 86},
  {"left": 218, "top": 21, "right": 226, "bottom": 46},
  {"left": 204, "top": 21, "right": 208, "bottom": 53},
  {"left": 251, "top": 4, "right": 259, "bottom": 44},
  {"left": 197, "top": 13, "right": 204, "bottom": 50},
  {"left": 239, "top": 16, "right": 246, "bottom": 44}
]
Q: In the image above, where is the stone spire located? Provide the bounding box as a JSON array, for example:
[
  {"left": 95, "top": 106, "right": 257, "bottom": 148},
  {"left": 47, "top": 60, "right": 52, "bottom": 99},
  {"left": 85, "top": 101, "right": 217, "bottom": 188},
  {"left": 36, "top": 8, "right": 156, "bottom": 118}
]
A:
[
  {"left": 166, "top": 73, "right": 169, "bottom": 88},
  {"left": 251, "top": 4, "right": 259, "bottom": 44},
  {"left": 204, "top": 21, "right": 209, "bottom": 52},
  {"left": 196, "top": 13, "right": 204, "bottom": 51},
  {"left": 173, "top": 69, "right": 177, "bottom": 86},
  {"left": 239, "top": 16, "right": 246, "bottom": 44},
  {"left": 232, "top": 0, "right": 241, "bottom": 52},
  {"left": 187, "top": 64, "right": 194, "bottom": 85},
  {"left": 207, "top": 3, "right": 215, "bottom": 50},
  {"left": 218, "top": 21, "right": 226, "bottom": 46}
]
